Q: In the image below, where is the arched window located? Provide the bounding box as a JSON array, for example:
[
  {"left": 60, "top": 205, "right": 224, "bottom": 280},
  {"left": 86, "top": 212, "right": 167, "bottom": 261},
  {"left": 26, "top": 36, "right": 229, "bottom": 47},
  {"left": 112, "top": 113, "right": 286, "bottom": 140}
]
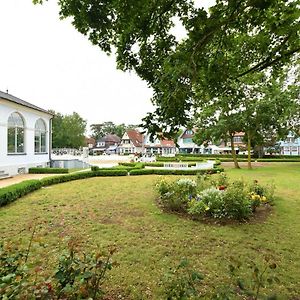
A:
[
  {"left": 7, "top": 112, "right": 25, "bottom": 153},
  {"left": 35, "top": 119, "right": 47, "bottom": 153}
]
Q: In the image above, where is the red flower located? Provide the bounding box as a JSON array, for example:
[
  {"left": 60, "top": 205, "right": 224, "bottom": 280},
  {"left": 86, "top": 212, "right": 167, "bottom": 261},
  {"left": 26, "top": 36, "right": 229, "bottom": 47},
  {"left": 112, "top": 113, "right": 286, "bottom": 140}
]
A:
[{"left": 218, "top": 185, "right": 226, "bottom": 190}]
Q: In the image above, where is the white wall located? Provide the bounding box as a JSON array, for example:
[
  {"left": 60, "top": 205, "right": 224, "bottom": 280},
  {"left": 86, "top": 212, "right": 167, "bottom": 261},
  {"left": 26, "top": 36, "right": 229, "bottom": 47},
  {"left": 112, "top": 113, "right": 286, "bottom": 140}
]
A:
[{"left": 0, "top": 99, "right": 52, "bottom": 176}]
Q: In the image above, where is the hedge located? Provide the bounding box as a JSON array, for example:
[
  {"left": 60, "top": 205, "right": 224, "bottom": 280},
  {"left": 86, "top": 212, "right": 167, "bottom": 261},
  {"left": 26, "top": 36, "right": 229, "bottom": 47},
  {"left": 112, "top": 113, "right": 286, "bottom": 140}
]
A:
[
  {"left": 176, "top": 153, "right": 248, "bottom": 158},
  {"left": 143, "top": 162, "right": 198, "bottom": 167},
  {"left": 156, "top": 156, "right": 205, "bottom": 162},
  {"left": 0, "top": 180, "right": 42, "bottom": 207},
  {"left": 40, "top": 170, "right": 128, "bottom": 186},
  {"left": 256, "top": 158, "right": 300, "bottom": 162},
  {"left": 29, "top": 167, "right": 69, "bottom": 174},
  {"left": 177, "top": 153, "right": 300, "bottom": 160},
  {"left": 118, "top": 162, "right": 138, "bottom": 167},
  {"left": 0, "top": 166, "right": 224, "bottom": 208},
  {"left": 129, "top": 167, "right": 224, "bottom": 176},
  {"left": 92, "top": 163, "right": 145, "bottom": 172}
]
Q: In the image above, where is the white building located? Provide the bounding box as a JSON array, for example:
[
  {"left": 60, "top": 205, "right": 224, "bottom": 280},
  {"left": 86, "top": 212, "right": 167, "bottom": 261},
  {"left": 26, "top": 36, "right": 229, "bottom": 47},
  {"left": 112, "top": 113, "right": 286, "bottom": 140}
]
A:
[
  {"left": 280, "top": 133, "right": 300, "bottom": 156},
  {"left": 0, "top": 91, "right": 53, "bottom": 177},
  {"left": 118, "top": 130, "right": 143, "bottom": 154},
  {"left": 143, "top": 133, "right": 176, "bottom": 156}
]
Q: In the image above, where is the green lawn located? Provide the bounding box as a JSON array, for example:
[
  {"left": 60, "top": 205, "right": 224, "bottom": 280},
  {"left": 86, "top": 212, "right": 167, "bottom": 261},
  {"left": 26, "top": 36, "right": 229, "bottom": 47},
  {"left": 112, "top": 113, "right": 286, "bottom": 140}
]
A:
[{"left": 0, "top": 163, "right": 300, "bottom": 299}]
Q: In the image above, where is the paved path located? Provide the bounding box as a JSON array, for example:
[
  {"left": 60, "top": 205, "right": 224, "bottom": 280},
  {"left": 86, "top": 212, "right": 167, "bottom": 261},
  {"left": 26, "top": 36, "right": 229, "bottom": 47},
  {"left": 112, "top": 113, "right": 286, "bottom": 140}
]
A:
[{"left": 0, "top": 173, "right": 61, "bottom": 189}]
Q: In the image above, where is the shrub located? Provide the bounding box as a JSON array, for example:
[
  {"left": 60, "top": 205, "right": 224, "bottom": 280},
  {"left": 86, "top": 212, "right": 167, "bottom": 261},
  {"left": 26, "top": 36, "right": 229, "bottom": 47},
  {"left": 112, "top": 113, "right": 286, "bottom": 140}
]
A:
[
  {"left": 29, "top": 167, "right": 69, "bottom": 174},
  {"left": 129, "top": 169, "right": 155, "bottom": 176},
  {"left": 159, "top": 176, "right": 274, "bottom": 221},
  {"left": 129, "top": 167, "right": 224, "bottom": 176},
  {"left": 118, "top": 162, "right": 137, "bottom": 167},
  {"left": 0, "top": 180, "right": 42, "bottom": 207},
  {"left": 188, "top": 188, "right": 225, "bottom": 217},
  {"left": 156, "top": 177, "right": 197, "bottom": 211},
  {"left": 0, "top": 236, "right": 115, "bottom": 299},
  {"left": 91, "top": 165, "right": 99, "bottom": 171},
  {"left": 222, "top": 183, "right": 252, "bottom": 220},
  {"left": 196, "top": 174, "right": 213, "bottom": 192},
  {"left": 210, "top": 172, "right": 229, "bottom": 188},
  {"left": 162, "top": 259, "right": 204, "bottom": 299},
  {"left": 248, "top": 180, "right": 275, "bottom": 211}
]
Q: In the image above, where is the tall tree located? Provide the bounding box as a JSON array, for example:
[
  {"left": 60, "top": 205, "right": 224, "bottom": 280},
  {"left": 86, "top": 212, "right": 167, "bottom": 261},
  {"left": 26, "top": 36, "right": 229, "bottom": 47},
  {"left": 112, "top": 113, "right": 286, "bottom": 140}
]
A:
[
  {"left": 51, "top": 111, "right": 87, "bottom": 148},
  {"left": 90, "top": 122, "right": 137, "bottom": 140},
  {"left": 37, "top": 0, "right": 299, "bottom": 165}
]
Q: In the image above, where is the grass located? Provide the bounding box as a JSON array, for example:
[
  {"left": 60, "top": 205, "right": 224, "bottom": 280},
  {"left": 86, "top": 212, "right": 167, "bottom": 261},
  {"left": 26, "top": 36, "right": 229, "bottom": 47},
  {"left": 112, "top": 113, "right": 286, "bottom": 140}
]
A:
[{"left": 0, "top": 163, "right": 300, "bottom": 298}]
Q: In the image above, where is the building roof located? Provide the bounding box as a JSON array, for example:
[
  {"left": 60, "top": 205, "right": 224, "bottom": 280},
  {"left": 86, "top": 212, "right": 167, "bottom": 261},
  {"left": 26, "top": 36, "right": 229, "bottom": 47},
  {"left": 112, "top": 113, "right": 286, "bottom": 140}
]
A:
[
  {"left": 160, "top": 139, "right": 176, "bottom": 148},
  {"left": 98, "top": 134, "right": 121, "bottom": 143},
  {"left": 179, "top": 128, "right": 197, "bottom": 139},
  {"left": 0, "top": 90, "right": 52, "bottom": 115},
  {"left": 85, "top": 137, "right": 96, "bottom": 145},
  {"left": 126, "top": 130, "right": 143, "bottom": 147}
]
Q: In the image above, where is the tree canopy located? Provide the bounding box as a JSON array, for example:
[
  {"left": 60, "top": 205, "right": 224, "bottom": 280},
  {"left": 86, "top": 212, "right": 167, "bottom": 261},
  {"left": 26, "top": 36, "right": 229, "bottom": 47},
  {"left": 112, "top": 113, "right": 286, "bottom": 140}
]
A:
[
  {"left": 50, "top": 111, "right": 87, "bottom": 148},
  {"left": 37, "top": 0, "right": 300, "bottom": 162},
  {"left": 90, "top": 122, "right": 137, "bottom": 140}
]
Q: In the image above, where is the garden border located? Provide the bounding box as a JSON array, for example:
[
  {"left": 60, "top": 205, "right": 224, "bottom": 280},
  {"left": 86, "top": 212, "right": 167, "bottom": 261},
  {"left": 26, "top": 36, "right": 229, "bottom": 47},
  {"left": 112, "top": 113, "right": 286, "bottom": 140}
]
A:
[{"left": 0, "top": 167, "right": 224, "bottom": 208}]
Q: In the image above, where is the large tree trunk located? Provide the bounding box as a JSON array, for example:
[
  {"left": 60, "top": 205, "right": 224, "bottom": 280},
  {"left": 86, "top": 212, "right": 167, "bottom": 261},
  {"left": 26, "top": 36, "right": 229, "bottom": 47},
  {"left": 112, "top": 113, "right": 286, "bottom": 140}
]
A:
[
  {"left": 230, "top": 135, "right": 240, "bottom": 169},
  {"left": 247, "top": 131, "right": 252, "bottom": 169}
]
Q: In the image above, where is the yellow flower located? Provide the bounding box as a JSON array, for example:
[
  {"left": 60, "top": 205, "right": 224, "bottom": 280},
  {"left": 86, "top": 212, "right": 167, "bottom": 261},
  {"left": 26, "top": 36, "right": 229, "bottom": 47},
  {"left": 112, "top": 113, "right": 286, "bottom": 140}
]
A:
[{"left": 261, "top": 196, "right": 267, "bottom": 202}]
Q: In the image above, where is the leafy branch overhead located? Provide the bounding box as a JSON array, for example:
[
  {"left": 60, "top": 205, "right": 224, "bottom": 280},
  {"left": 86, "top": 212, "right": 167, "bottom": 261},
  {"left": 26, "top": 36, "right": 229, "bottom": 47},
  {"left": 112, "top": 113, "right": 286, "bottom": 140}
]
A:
[{"left": 35, "top": 0, "right": 299, "bottom": 138}]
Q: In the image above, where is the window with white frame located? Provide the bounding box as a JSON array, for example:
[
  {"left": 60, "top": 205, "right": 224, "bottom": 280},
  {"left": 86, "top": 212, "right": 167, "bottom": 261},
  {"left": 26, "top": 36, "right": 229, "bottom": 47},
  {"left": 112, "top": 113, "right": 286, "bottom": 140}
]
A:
[
  {"left": 34, "top": 118, "right": 47, "bottom": 153},
  {"left": 7, "top": 112, "right": 25, "bottom": 153}
]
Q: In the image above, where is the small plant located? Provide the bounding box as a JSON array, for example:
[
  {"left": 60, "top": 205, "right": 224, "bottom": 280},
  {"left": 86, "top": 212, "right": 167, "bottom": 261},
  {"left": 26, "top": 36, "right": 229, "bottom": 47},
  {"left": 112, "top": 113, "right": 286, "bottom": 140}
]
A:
[
  {"left": 222, "top": 183, "right": 252, "bottom": 220},
  {"left": 55, "top": 239, "right": 116, "bottom": 299},
  {"left": 196, "top": 174, "right": 212, "bottom": 192},
  {"left": 162, "top": 259, "right": 204, "bottom": 299},
  {"left": 188, "top": 188, "right": 224, "bottom": 218},
  {"left": 228, "top": 256, "right": 279, "bottom": 299},
  {"left": 156, "top": 177, "right": 197, "bottom": 212},
  {"left": 248, "top": 180, "right": 275, "bottom": 211},
  {"left": 0, "top": 228, "right": 115, "bottom": 299}
]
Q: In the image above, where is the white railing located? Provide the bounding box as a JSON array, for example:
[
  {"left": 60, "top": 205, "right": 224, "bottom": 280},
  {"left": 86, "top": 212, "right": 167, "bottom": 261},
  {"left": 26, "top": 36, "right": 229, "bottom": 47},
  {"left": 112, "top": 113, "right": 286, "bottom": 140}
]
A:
[{"left": 163, "top": 162, "right": 189, "bottom": 168}]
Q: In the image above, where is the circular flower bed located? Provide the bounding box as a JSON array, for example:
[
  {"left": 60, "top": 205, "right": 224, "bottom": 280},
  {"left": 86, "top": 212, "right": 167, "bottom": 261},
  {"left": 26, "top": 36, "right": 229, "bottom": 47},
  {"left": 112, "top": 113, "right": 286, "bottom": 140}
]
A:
[{"left": 156, "top": 173, "right": 275, "bottom": 222}]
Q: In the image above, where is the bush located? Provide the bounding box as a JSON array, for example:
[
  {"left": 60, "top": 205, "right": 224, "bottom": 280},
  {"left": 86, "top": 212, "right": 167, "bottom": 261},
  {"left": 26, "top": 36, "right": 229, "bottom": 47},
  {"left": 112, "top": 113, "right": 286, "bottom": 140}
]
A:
[
  {"left": 129, "top": 169, "right": 155, "bottom": 176},
  {"left": 29, "top": 168, "right": 69, "bottom": 174},
  {"left": 222, "top": 182, "right": 252, "bottom": 220},
  {"left": 0, "top": 180, "right": 42, "bottom": 207},
  {"left": 129, "top": 167, "right": 224, "bottom": 176},
  {"left": 0, "top": 236, "right": 115, "bottom": 299},
  {"left": 157, "top": 175, "right": 274, "bottom": 221},
  {"left": 188, "top": 188, "right": 224, "bottom": 217},
  {"left": 156, "top": 177, "right": 197, "bottom": 211},
  {"left": 91, "top": 165, "right": 99, "bottom": 171}
]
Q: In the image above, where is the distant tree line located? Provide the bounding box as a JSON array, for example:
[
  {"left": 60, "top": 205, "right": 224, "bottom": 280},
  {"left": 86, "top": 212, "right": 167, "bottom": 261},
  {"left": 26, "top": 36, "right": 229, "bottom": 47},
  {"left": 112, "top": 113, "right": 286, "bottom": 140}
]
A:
[
  {"left": 49, "top": 110, "right": 87, "bottom": 149},
  {"left": 90, "top": 122, "right": 137, "bottom": 141},
  {"left": 49, "top": 110, "right": 138, "bottom": 149}
]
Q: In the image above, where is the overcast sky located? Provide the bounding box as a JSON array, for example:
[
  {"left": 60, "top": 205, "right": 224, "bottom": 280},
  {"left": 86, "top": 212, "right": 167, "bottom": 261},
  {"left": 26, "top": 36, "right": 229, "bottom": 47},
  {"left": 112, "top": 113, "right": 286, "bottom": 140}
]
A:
[{"left": 0, "top": 0, "right": 215, "bottom": 130}]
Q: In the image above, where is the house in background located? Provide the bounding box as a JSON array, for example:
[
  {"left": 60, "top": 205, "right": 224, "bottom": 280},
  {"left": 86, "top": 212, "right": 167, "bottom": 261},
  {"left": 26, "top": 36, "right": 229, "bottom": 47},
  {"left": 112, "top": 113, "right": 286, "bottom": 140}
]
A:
[
  {"left": 280, "top": 133, "right": 300, "bottom": 155},
  {"left": 177, "top": 128, "right": 204, "bottom": 154},
  {"left": 143, "top": 133, "right": 176, "bottom": 156},
  {"left": 0, "top": 91, "right": 52, "bottom": 177},
  {"left": 118, "top": 130, "right": 143, "bottom": 154},
  {"left": 93, "top": 134, "right": 121, "bottom": 155},
  {"left": 85, "top": 137, "right": 96, "bottom": 149},
  {"left": 177, "top": 128, "right": 244, "bottom": 154}
]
